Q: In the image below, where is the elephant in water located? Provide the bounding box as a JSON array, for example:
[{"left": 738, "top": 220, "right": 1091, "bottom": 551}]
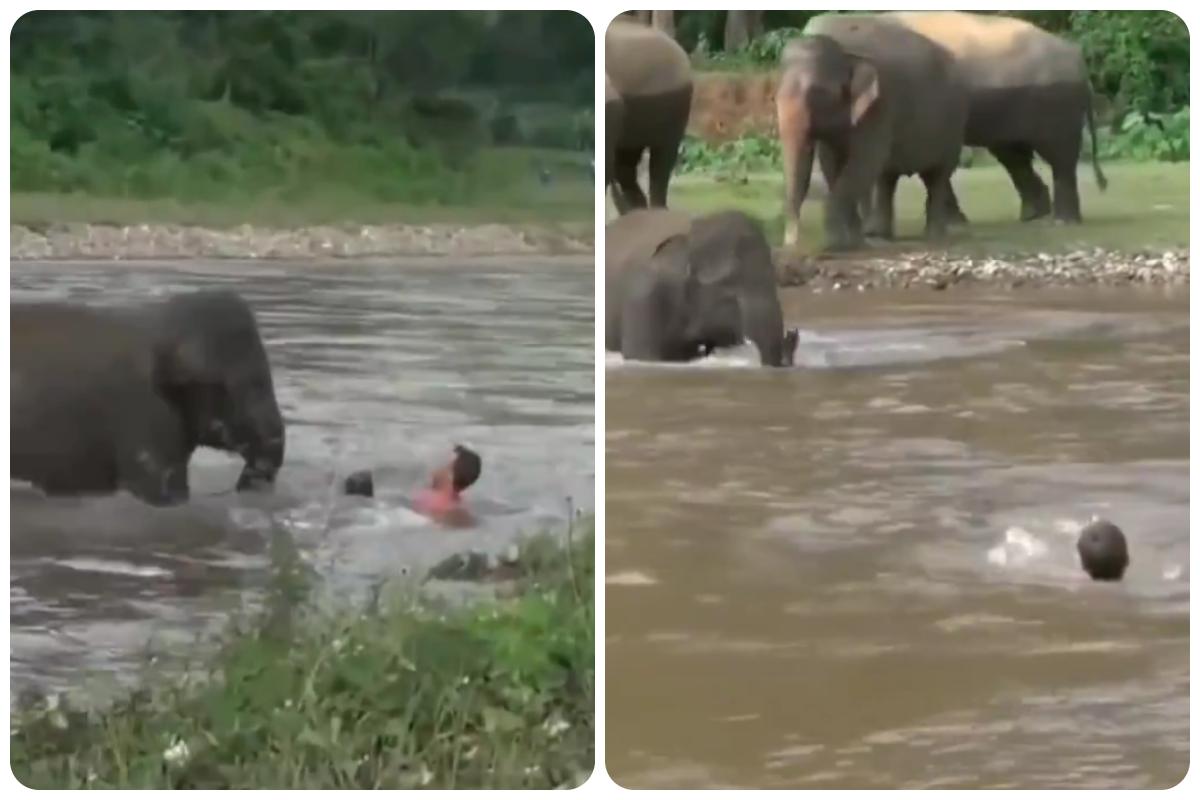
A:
[
  {"left": 606, "top": 208, "right": 798, "bottom": 367},
  {"left": 11, "top": 289, "right": 286, "bottom": 506}
]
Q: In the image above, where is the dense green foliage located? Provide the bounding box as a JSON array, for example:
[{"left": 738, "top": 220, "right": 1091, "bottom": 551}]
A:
[
  {"left": 11, "top": 11, "right": 593, "bottom": 210},
  {"left": 11, "top": 518, "right": 595, "bottom": 790}
]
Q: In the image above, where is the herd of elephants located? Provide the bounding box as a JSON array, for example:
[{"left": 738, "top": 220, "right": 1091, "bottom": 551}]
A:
[{"left": 604, "top": 11, "right": 1111, "bottom": 368}]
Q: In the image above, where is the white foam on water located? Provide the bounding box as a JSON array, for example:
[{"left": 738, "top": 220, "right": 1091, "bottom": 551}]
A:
[
  {"left": 986, "top": 526, "right": 1049, "bottom": 568},
  {"left": 606, "top": 339, "right": 763, "bottom": 370},
  {"left": 606, "top": 570, "right": 658, "bottom": 586},
  {"left": 55, "top": 558, "right": 173, "bottom": 579}
]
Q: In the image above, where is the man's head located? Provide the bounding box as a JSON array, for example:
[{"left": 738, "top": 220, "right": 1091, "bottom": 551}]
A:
[
  {"left": 432, "top": 444, "right": 482, "bottom": 494},
  {"left": 450, "top": 444, "right": 482, "bottom": 492}
]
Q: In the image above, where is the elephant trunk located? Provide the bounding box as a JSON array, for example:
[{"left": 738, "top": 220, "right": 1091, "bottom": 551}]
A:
[
  {"left": 236, "top": 401, "right": 285, "bottom": 492},
  {"left": 777, "top": 79, "right": 815, "bottom": 247}
]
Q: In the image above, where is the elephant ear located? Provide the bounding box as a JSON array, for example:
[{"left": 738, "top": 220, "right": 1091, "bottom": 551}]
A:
[
  {"left": 847, "top": 59, "right": 880, "bottom": 126},
  {"left": 153, "top": 335, "right": 213, "bottom": 393}
]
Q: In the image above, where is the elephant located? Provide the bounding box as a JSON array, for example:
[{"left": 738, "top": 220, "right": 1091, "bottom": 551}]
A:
[
  {"left": 779, "top": 16, "right": 968, "bottom": 251},
  {"left": 11, "top": 289, "right": 285, "bottom": 506},
  {"left": 605, "top": 18, "right": 693, "bottom": 213},
  {"left": 606, "top": 208, "right": 798, "bottom": 367},
  {"left": 605, "top": 74, "right": 624, "bottom": 204},
  {"left": 882, "top": 11, "right": 1108, "bottom": 224}
]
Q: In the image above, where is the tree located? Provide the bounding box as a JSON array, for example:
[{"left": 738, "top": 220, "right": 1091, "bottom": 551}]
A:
[{"left": 724, "top": 11, "right": 763, "bottom": 50}]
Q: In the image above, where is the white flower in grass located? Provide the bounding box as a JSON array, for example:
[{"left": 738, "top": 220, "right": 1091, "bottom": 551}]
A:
[{"left": 163, "top": 739, "right": 190, "bottom": 767}]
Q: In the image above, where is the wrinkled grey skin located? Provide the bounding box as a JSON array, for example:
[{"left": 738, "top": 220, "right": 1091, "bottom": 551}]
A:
[
  {"left": 606, "top": 209, "right": 797, "bottom": 367},
  {"left": 606, "top": 19, "right": 694, "bottom": 213},
  {"left": 11, "top": 290, "right": 285, "bottom": 506},
  {"left": 882, "top": 11, "right": 1108, "bottom": 224},
  {"left": 779, "top": 17, "right": 968, "bottom": 251}
]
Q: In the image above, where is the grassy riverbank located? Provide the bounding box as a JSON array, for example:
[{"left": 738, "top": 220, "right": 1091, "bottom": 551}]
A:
[
  {"left": 665, "top": 161, "right": 1189, "bottom": 257},
  {"left": 11, "top": 147, "right": 593, "bottom": 230},
  {"left": 11, "top": 517, "right": 595, "bottom": 790}
]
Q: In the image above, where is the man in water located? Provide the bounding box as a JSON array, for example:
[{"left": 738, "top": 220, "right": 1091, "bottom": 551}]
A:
[{"left": 413, "top": 444, "right": 481, "bottom": 528}]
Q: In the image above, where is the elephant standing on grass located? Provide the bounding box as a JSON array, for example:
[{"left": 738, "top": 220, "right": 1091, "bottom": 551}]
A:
[
  {"left": 11, "top": 290, "right": 286, "bottom": 506},
  {"left": 605, "top": 19, "right": 693, "bottom": 213},
  {"left": 882, "top": 11, "right": 1108, "bottom": 224},
  {"left": 606, "top": 208, "right": 797, "bottom": 367},
  {"left": 778, "top": 16, "right": 968, "bottom": 251}
]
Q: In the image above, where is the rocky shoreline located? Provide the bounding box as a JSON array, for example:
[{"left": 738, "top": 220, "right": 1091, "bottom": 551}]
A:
[
  {"left": 10, "top": 221, "right": 594, "bottom": 262},
  {"left": 775, "top": 246, "right": 1190, "bottom": 291}
]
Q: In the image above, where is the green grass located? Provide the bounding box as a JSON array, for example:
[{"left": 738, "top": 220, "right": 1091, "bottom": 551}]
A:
[
  {"left": 663, "top": 161, "right": 1189, "bottom": 256},
  {"left": 10, "top": 515, "right": 595, "bottom": 790},
  {"left": 12, "top": 147, "right": 594, "bottom": 229}
]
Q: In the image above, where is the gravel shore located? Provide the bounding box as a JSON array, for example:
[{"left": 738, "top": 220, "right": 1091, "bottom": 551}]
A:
[
  {"left": 775, "top": 246, "right": 1190, "bottom": 291},
  {"left": 10, "top": 221, "right": 593, "bottom": 261}
]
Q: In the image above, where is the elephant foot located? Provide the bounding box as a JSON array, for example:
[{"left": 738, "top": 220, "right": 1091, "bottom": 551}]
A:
[
  {"left": 862, "top": 220, "right": 893, "bottom": 240},
  {"left": 1020, "top": 195, "right": 1053, "bottom": 222},
  {"left": 947, "top": 208, "right": 970, "bottom": 226},
  {"left": 822, "top": 235, "right": 864, "bottom": 254}
]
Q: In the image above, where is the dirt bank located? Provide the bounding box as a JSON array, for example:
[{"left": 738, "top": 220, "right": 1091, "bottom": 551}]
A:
[
  {"left": 10, "top": 221, "right": 593, "bottom": 262},
  {"left": 688, "top": 72, "right": 779, "bottom": 143},
  {"left": 775, "top": 247, "right": 1189, "bottom": 292}
]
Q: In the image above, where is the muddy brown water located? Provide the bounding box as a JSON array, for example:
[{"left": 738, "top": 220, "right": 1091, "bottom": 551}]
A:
[
  {"left": 606, "top": 286, "right": 1188, "bottom": 789},
  {"left": 10, "top": 257, "right": 594, "bottom": 703}
]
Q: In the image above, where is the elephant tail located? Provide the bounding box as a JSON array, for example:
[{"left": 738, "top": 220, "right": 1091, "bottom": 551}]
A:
[{"left": 1086, "top": 88, "right": 1108, "bottom": 192}]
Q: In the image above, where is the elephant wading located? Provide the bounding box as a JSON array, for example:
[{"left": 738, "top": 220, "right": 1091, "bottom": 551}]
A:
[
  {"left": 11, "top": 290, "right": 286, "bottom": 506},
  {"left": 778, "top": 16, "right": 968, "bottom": 251},
  {"left": 606, "top": 209, "right": 797, "bottom": 367},
  {"left": 883, "top": 11, "right": 1108, "bottom": 224},
  {"left": 605, "top": 19, "right": 693, "bottom": 213}
]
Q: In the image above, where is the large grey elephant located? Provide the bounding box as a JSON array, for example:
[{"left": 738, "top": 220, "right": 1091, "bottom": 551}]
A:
[
  {"left": 606, "top": 208, "right": 797, "bottom": 367},
  {"left": 882, "top": 11, "right": 1108, "bottom": 223},
  {"left": 779, "top": 16, "right": 968, "bottom": 251},
  {"left": 605, "top": 19, "right": 693, "bottom": 213},
  {"left": 11, "top": 290, "right": 285, "bottom": 506}
]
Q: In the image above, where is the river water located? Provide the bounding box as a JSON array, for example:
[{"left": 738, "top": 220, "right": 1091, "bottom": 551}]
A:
[
  {"left": 606, "top": 287, "right": 1189, "bottom": 789},
  {"left": 10, "top": 257, "right": 594, "bottom": 702}
]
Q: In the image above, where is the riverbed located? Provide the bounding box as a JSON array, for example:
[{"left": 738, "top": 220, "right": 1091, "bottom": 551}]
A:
[
  {"left": 10, "top": 257, "right": 595, "bottom": 701},
  {"left": 606, "top": 286, "right": 1189, "bottom": 789}
]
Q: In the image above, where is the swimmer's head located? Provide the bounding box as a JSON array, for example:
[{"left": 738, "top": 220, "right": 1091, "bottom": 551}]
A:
[
  {"left": 451, "top": 444, "right": 482, "bottom": 492},
  {"left": 431, "top": 444, "right": 482, "bottom": 494}
]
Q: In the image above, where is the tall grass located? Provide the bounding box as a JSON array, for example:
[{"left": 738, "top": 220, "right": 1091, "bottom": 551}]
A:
[{"left": 10, "top": 516, "right": 595, "bottom": 790}]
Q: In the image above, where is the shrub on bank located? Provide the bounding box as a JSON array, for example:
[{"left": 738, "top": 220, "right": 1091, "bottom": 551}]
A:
[{"left": 10, "top": 517, "right": 595, "bottom": 790}]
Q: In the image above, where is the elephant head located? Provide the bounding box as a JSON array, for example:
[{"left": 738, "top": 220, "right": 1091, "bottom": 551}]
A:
[
  {"left": 614, "top": 210, "right": 794, "bottom": 367},
  {"left": 152, "top": 291, "right": 285, "bottom": 491},
  {"left": 776, "top": 34, "right": 880, "bottom": 246}
]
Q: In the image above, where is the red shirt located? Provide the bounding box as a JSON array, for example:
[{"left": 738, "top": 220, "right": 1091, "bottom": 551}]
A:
[{"left": 413, "top": 487, "right": 474, "bottom": 528}]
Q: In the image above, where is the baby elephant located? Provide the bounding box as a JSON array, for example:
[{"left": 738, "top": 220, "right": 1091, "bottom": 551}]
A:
[
  {"left": 606, "top": 208, "right": 797, "bottom": 367},
  {"left": 11, "top": 290, "right": 285, "bottom": 506}
]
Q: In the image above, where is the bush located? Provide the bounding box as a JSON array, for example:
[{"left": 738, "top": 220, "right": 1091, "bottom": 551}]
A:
[
  {"left": 677, "top": 135, "right": 782, "bottom": 178},
  {"left": 1100, "top": 107, "right": 1189, "bottom": 162}
]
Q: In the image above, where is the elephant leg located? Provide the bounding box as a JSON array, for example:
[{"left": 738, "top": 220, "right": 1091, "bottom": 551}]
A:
[
  {"left": 819, "top": 144, "right": 859, "bottom": 251},
  {"left": 863, "top": 171, "right": 899, "bottom": 239},
  {"left": 1035, "top": 139, "right": 1084, "bottom": 224},
  {"left": 647, "top": 142, "right": 681, "bottom": 208},
  {"left": 990, "top": 144, "right": 1051, "bottom": 222},
  {"left": 920, "top": 165, "right": 955, "bottom": 240},
  {"left": 614, "top": 147, "right": 648, "bottom": 210},
  {"left": 117, "top": 441, "right": 189, "bottom": 506},
  {"left": 945, "top": 182, "right": 969, "bottom": 226}
]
